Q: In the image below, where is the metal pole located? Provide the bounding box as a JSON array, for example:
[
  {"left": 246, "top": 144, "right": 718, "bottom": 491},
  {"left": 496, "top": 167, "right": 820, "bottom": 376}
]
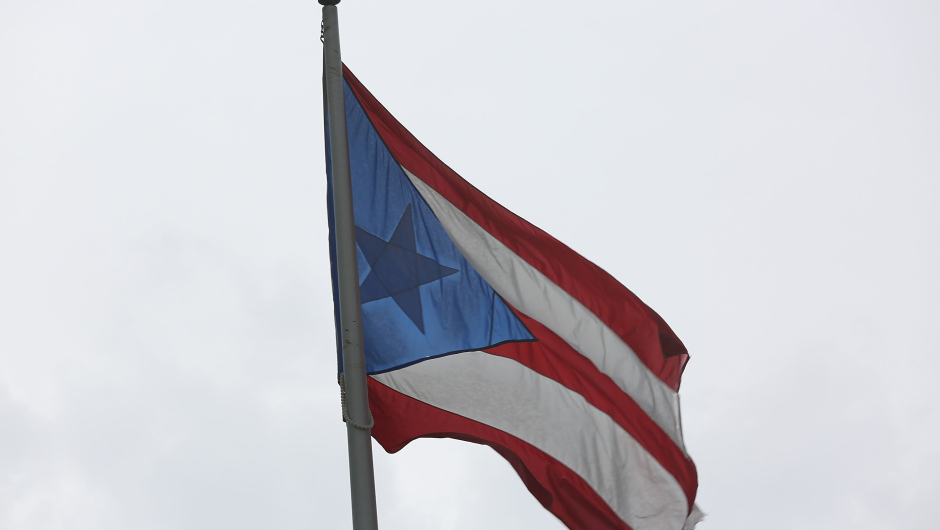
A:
[{"left": 320, "top": 2, "right": 379, "bottom": 529}]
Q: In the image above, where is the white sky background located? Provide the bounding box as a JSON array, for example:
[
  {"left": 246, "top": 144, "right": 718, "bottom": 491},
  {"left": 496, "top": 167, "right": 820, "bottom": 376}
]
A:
[{"left": 2, "top": 1, "right": 938, "bottom": 529}]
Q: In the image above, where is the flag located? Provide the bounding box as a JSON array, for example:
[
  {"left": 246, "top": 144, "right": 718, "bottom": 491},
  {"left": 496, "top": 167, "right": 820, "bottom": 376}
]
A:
[{"left": 327, "top": 65, "right": 702, "bottom": 530}]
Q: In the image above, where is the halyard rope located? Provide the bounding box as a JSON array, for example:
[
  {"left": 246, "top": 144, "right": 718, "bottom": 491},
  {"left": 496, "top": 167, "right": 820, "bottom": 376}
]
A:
[{"left": 338, "top": 372, "right": 374, "bottom": 430}]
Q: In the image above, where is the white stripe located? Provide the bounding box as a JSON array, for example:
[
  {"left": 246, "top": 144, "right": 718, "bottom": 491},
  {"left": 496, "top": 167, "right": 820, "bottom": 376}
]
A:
[
  {"left": 371, "top": 352, "right": 689, "bottom": 530},
  {"left": 404, "top": 169, "right": 686, "bottom": 451}
]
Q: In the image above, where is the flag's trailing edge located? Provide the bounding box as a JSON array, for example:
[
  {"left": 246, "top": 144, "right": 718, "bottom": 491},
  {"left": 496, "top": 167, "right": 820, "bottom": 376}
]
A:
[{"left": 327, "top": 65, "right": 702, "bottom": 530}]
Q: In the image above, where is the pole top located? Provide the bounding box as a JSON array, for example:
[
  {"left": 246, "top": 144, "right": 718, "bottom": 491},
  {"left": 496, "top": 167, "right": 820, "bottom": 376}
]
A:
[{"left": 318, "top": 0, "right": 340, "bottom": 5}]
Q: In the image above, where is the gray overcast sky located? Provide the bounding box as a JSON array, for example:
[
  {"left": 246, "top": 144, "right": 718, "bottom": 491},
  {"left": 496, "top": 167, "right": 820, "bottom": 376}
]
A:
[{"left": 2, "top": 1, "right": 938, "bottom": 529}]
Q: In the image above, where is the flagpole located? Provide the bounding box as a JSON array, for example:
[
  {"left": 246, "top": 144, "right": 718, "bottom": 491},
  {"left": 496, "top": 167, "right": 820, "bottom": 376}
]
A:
[{"left": 320, "top": 2, "right": 379, "bottom": 529}]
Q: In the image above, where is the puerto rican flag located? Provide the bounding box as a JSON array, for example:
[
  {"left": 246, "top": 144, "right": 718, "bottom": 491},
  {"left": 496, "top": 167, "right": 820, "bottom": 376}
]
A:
[{"left": 327, "top": 65, "right": 702, "bottom": 530}]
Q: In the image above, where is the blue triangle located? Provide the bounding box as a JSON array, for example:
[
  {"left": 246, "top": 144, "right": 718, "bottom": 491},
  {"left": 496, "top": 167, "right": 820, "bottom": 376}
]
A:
[{"left": 343, "top": 78, "right": 534, "bottom": 373}]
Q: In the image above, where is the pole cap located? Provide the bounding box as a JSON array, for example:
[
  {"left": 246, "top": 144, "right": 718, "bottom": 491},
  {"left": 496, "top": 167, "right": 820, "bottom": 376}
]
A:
[{"left": 318, "top": 0, "right": 340, "bottom": 5}]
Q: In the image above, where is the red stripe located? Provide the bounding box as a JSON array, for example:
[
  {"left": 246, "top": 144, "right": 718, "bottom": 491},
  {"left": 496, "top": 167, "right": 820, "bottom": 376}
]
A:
[
  {"left": 487, "top": 311, "right": 697, "bottom": 508},
  {"left": 368, "top": 378, "right": 635, "bottom": 530},
  {"left": 343, "top": 65, "right": 690, "bottom": 392}
]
